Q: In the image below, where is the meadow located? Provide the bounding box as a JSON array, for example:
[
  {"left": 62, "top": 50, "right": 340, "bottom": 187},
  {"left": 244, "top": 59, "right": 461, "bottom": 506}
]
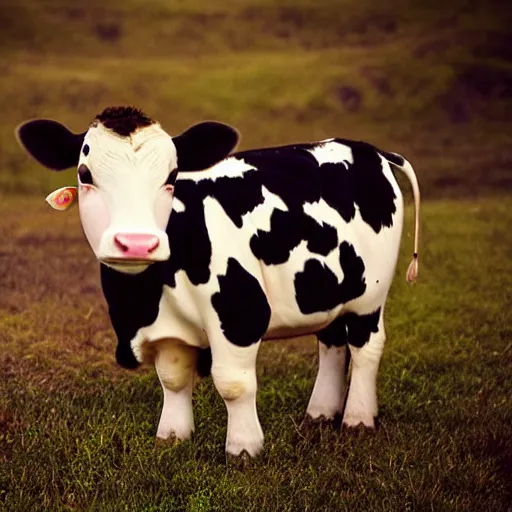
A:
[
  {"left": 1, "top": 196, "right": 510, "bottom": 511},
  {"left": 1, "top": 0, "right": 511, "bottom": 510}
]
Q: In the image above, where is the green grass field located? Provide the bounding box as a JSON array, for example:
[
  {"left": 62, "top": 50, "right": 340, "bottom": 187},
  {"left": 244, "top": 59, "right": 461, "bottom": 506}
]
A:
[
  {"left": 1, "top": 0, "right": 511, "bottom": 510},
  {"left": 1, "top": 196, "right": 511, "bottom": 511}
]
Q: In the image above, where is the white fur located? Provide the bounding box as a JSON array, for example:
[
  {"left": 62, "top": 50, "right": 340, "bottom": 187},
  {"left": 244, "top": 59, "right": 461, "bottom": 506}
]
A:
[
  {"left": 343, "top": 315, "right": 386, "bottom": 428},
  {"left": 177, "top": 155, "right": 255, "bottom": 182},
  {"left": 210, "top": 342, "right": 263, "bottom": 456},
  {"left": 156, "top": 382, "right": 195, "bottom": 441},
  {"left": 172, "top": 197, "right": 186, "bottom": 213},
  {"left": 307, "top": 140, "right": 353, "bottom": 166},
  {"left": 78, "top": 123, "right": 175, "bottom": 268},
  {"left": 247, "top": 186, "right": 288, "bottom": 232},
  {"left": 130, "top": 276, "right": 208, "bottom": 363},
  {"left": 307, "top": 343, "right": 348, "bottom": 420},
  {"left": 154, "top": 340, "right": 197, "bottom": 441}
]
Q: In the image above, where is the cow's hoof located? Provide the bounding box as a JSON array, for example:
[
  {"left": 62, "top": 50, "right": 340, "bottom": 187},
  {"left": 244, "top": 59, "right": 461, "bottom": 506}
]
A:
[
  {"left": 301, "top": 413, "right": 343, "bottom": 430},
  {"left": 226, "top": 450, "right": 253, "bottom": 470},
  {"left": 154, "top": 433, "right": 181, "bottom": 448},
  {"left": 301, "top": 413, "right": 319, "bottom": 429},
  {"left": 342, "top": 420, "right": 377, "bottom": 437}
]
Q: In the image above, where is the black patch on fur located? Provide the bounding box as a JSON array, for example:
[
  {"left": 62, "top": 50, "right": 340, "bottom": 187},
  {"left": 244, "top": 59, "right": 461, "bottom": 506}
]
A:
[
  {"left": 295, "top": 260, "right": 341, "bottom": 314},
  {"left": 305, "top": 219, "right": 339, "bottom": 255},
  {"left": 335, "top": 139, "right": 397, "bottom": 233},
  {"left": 82, "top": 144, "right": 90, "bottom": 156},
  {"left": 294, "top": 242, "right": 366, "bottom": 314},
  {"left": 318, "top": 316, "right": 348, "bottom": 347},
  {"left": 78, "top": 164, "right": 93, "bottom": 185},
  {"left": 100, "top": 263, "right": 163, "bottom": 369},
  {"left": 250, "top": 209, "right": 338, "bottom": 265},
  {"left": 196, "top": 172, "right": 265, "bottom": 228},
  {"left": 318, "top": 308, "right": 381, "bottom": 348},
  {"left": 344, "top": 309, "right": 381, "bottom": 347},
  {"left": 95, "top": 106, "right": 154, "bottom": 137},
  {"left": 337, "top": 241, "right": 367, "bottom": 301},
  {"left": 165, "top": 183, "right": 212, "bottom": 288},
  {"left": 166, "top": 168, "right": 178, "bottom": 186},
  {"left": 211, "top": 258, "right": 270, "bottom": 346}
]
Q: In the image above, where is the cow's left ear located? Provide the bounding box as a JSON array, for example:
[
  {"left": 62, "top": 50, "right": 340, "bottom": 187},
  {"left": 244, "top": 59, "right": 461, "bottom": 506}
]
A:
[
  {"left": 45, "top": 187, "right": 78, "bottom": 211},
  {"left": 173, "top": 121, "right": 239, "bottom": 172},
  {"left": 16, "top": 119, "right": 86, "bottom": 171}
]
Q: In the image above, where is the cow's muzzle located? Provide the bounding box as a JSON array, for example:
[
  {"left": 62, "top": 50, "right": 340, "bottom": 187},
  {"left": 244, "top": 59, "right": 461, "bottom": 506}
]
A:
[{"left": 113, "top": 233, "right": 160, "bottom": 259}]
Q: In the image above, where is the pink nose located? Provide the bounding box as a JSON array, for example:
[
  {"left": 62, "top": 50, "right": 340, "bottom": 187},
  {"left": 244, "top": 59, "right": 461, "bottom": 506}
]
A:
[{"left": 114, "top": 233, "right": 160, "bottom": 258}]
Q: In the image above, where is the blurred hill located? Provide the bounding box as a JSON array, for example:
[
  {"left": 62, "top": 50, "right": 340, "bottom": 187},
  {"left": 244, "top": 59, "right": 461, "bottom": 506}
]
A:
[{"left": 1, "top": 0, "right": 511, "bottom": 196}]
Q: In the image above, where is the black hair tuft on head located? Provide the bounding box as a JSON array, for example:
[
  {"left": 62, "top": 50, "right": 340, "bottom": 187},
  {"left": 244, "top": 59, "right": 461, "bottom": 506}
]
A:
[{"left": 94, "top": 106, "right": 154, "bottom": 137}]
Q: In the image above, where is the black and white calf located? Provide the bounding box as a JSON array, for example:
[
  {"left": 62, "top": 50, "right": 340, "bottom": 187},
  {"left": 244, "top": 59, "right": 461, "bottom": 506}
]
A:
[{"left": 16, "top": 107, "right": 420, "bottom": 458}]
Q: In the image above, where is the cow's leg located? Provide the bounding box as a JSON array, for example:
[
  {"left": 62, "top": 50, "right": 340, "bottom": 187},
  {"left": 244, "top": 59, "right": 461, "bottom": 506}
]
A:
[
  {"left": 343, "top": 308, "right": 385, "bottom": 428},
  {"left": 211, "top": 341, "right": 263, "bottom": 457},
  {"left": 154, "top": 338, "right": 197, "bottom": 442},
  {"left": 306, "top": 317, "right": 349, "bottom": 421}
]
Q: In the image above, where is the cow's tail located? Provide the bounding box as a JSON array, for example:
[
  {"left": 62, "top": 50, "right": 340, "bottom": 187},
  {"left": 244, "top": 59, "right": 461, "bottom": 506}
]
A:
[{"left": 385, "top": 152, "right": 420, "bottom": 283}]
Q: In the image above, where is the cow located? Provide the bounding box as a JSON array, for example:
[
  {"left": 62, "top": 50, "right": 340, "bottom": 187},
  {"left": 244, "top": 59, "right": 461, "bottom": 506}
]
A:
[{"left": 16, "top": 106, "right": 420, "bottom": 459}]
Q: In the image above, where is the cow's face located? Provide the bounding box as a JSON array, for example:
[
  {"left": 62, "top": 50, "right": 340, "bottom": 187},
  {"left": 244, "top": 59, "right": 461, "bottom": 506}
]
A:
[
  {"left": 76, "top": 122, "right": 176, "bottom": 273},
  {"left": 16, "top": 107, "right": 239, "bottom": 274}
]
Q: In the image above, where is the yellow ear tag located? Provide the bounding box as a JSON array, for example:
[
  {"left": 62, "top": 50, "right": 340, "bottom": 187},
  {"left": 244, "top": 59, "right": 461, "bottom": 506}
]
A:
[{"left": 45, "top": 187, "right": 78, "bottom": 211}]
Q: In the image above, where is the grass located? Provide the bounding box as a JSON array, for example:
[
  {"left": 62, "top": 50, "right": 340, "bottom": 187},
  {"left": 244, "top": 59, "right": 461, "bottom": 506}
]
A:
[{"left": 1, "top": 195, "right": 511, "bottom": 511}]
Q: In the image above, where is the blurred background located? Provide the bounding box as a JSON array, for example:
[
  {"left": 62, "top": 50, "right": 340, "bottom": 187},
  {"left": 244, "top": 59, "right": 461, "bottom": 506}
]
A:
[{"left": 1, "top": 0, "right": 511, "bottom": 197}]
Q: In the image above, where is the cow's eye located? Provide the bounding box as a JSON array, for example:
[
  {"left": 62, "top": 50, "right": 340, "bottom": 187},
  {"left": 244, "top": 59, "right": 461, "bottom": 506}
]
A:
[{"left": 78, "top": 164, "right": 94, "bottom": 185}]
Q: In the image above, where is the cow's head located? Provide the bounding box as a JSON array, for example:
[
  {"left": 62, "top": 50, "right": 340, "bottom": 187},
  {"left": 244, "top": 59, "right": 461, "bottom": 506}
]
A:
[{"left": 16, "top": 107, "right": 239, "bottom": 274}]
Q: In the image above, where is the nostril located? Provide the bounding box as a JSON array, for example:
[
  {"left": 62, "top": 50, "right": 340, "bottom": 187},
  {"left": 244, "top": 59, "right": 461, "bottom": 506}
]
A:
[
  {"left": 146, "top": 235, "right": 159, "bottom": 253},
  {"left": 114, "top": 235, "right": 130, "bottom": 253},
  {"left": 114, "top": 234, "right": 160, "bottom": 257}
]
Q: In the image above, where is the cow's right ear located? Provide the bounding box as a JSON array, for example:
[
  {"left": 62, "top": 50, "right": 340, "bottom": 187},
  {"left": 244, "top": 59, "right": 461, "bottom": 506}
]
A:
[
  {"left": 15, "top": 119, "right": 86, "bottom": 171},
  {"left": 173, "top": 121, "right": 239, "bottom": 172}
]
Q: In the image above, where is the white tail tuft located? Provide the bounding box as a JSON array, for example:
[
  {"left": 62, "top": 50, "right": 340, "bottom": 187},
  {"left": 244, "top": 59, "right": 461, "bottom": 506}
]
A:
[{"left": 406, "top": 253, "right": 418, "bottom": 283}]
